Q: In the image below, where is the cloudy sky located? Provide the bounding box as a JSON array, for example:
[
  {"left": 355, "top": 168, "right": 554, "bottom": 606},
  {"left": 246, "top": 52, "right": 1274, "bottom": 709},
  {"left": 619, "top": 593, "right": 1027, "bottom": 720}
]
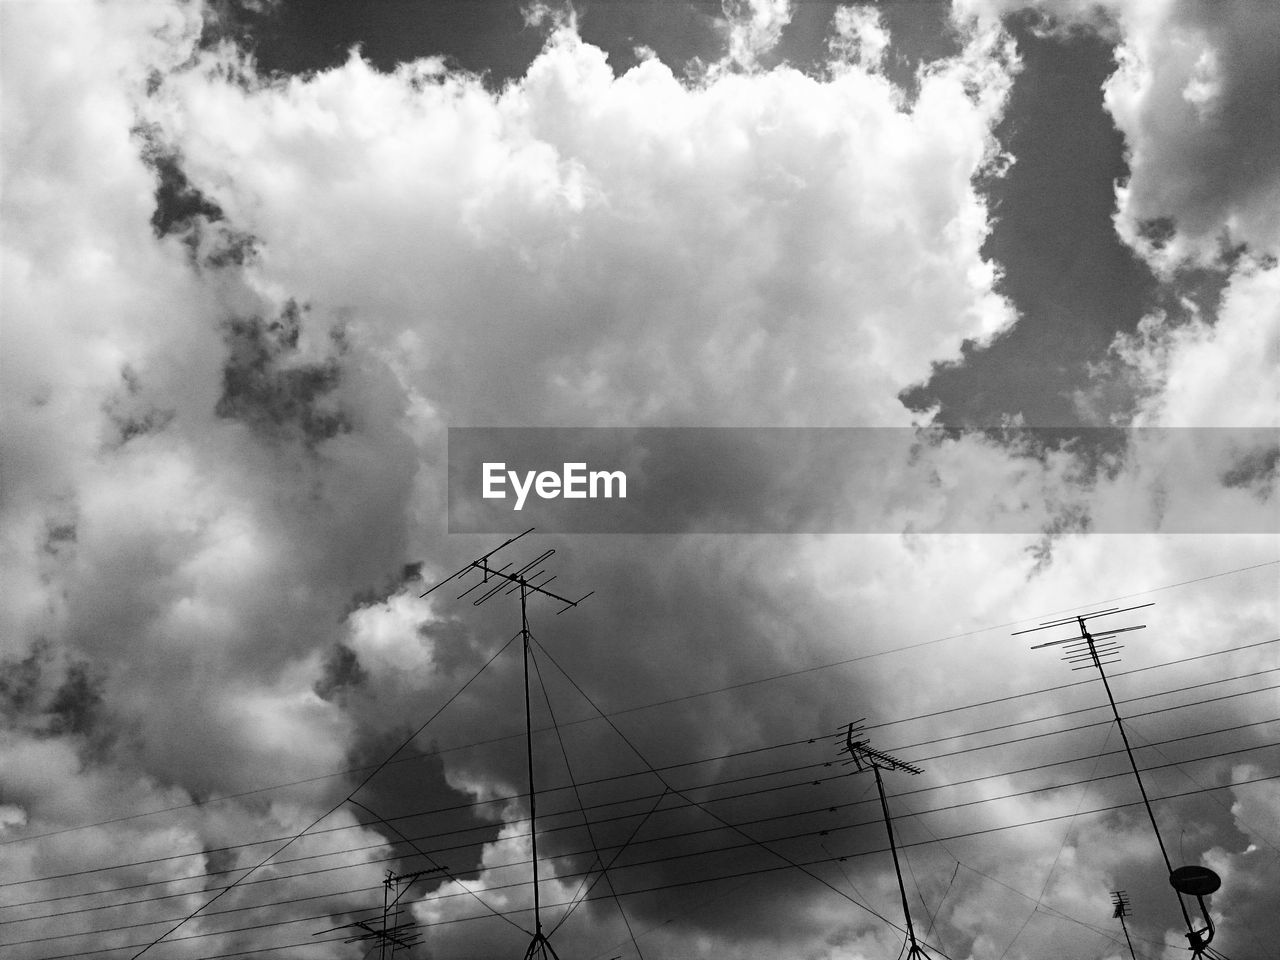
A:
[{"left": 1, "top": 1, "right": 1277, "bottom": 958}]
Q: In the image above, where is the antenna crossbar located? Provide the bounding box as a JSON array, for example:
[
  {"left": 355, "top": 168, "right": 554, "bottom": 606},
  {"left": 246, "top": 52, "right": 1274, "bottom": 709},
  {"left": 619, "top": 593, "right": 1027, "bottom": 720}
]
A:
[
  {"left": 422, "top": 529, "right": 593, "bottom": 613},
  {"left": 1012, "top": 602, "right": 1153, "bottom": 636},
  {"left": 838, "top": 722, "right": 923, "bottom": 775},
  {"left": 1029, "top": 623, "right": 1146, "bottom": 649},
  {"left": 1111, "top": 890, "right": 1131, "bottom": 919}
]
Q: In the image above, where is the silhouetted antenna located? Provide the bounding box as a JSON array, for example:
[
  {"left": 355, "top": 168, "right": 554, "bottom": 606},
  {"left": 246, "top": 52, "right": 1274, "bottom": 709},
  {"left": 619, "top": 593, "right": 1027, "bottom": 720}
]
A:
[
  {"left": 1017, "top": 602, "right": 1151, "bottom": 671},
  {"left": 1016, "top": 605, "right": 1227, "bottom": 958},
  {"left": 315, "top": 868, "right": 442, "bottom": 957},
  {"left": 1110, "top": 889, "right": 1130, "bottom": 919},
  {"left": 423, "top": 528, "right": 593, "bottom": 614},
  {"left": 423, "top": 530, "right": 591, "bottom": 960},
  {"left": 1111, "top": 890, "right": 1136, "bottom": 960},
  {"left": 839, "top": 722, "right": 935, "bottom": 960}
]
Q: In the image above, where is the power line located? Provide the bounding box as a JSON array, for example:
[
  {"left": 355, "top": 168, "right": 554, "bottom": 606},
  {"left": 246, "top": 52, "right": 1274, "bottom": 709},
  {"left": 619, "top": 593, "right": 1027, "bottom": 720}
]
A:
[
  {"left": 6, "top": 676, "right": 1274, "bottom": 913},
  {"left": 19, "top": 772, "right": 1279, "bottom": 960},
  {"left": 530, "top": 644, "right": 645, "bottom": 956},
  {"left": 9, "top": 627, "right": 1275, "bottom": 956},
  {"left": 7, "top": 559, "right": 1272, "bottom": 854},
  {"left": 124, "top": 628, "right": 522, "bottom": 958},
  {"left": 7, "top": 637, "right": 1272, "bottom": 902},
  {"left": 8, "top": 726, "right": 1276, "bottom": 936}
]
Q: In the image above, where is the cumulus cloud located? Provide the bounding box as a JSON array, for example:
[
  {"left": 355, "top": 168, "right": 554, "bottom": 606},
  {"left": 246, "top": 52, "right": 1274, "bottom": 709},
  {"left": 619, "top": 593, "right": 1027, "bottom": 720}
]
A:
[
  {"left": 1, "top": 1, "right": 1275, "bottom": 958},
  {"left": 720, "top": 0, "right": 794, "bottom": 72}
]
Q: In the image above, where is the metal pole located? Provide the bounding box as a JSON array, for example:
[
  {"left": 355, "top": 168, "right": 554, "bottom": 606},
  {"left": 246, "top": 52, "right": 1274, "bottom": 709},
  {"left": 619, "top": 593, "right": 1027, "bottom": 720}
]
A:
[
  {"left": 381, "top": 872, "right": 390, "bottom": 960},
  {"left": 1119, "top": 912, "right": 1136, "bottom": 960},
  {"left": 871, "top": 762, "right": 926, "bottom": 957},
  {"left": 1080, "top": 619, "right": 1195, "bottom": 935},
  {"left": 521, "top": 580, "right": 542, "bottom": 938}
]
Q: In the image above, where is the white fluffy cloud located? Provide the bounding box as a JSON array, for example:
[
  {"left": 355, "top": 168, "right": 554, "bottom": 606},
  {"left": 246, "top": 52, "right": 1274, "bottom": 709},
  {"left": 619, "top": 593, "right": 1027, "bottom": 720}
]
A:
[{"left": 143, "top": 14, "right": 1017, "bottom": 430}]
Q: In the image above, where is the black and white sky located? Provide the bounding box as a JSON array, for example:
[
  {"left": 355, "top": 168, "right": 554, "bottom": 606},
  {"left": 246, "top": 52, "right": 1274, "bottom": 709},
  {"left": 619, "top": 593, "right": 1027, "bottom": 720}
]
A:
[{"left": 1, "top": 1, "right": 1277, "bottom": 959}]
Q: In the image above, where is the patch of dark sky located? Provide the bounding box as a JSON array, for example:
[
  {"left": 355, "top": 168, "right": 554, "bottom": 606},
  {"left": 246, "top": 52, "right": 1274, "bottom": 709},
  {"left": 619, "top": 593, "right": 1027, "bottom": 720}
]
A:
[
  {"left": 901, "top": 12, "right": 1154, "bottom": 427},
  {"left": 347, "top": 738, "right": 503, "bottom": 889},
  {"left": 902, "top": 12, "right": 1241, "bottom": 428},
  {"left": 206, "top": 0, "right": 552, "bottom": 81}
]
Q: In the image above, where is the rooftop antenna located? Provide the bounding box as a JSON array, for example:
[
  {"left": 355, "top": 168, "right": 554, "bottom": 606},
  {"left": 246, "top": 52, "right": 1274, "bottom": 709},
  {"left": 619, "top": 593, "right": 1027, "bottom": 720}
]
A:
[
  {"left": 315, "top": 868, "right": 440, "bottom": 956},
  {"left": 839, "top": 721, "right": 935, "bottom": 960},
  {"left": 1015, "top": 604, "right": 1226, "bottom": 958},
  {"left": 1110, "top": 890, "right": 1136, "bottom": 960},
  {"left": 422, "top": 529, "right": 592, "bottom": 960}
]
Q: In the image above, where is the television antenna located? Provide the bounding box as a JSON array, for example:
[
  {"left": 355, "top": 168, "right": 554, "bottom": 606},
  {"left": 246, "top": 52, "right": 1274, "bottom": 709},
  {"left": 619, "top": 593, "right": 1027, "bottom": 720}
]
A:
[
  {"left": 1015, "top": 604, "right": 1227, "bottom": 958},
  {"left": 314, "top": 868, "right": 442, "bottom": 957},
  {"left": 423, "top": 529, "right": 592, "bottom": 959},
  {"left": 838, "top": 721, "right": 935, "bottom": 960},
  {"left": 1110, "top": 890, "right": 1136, "bottom": 960}
]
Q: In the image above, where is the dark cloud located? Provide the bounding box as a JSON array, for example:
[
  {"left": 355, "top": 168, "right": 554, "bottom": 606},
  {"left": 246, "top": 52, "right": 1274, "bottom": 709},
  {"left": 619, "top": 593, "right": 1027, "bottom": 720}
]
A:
[
  {"left": 347, "top": 562, "right": 426, "bottom": 614},
  {"left": 42, "top": 518, "right": 77, "bottom": 556},
  {"left": 0, "top": 643, "right": 48, "bottom": 720},
  {"left": 314, "top": 643, "right": 368, "bottom": 701},
  {"left": 102, "top": 365, "right": 176, "bottom": 446},
  {"left": 0, "top": 644, "right": 104, "bottom": 744},
  {"left": 215, "top": 300, "right": 352, "bottom": 445},
  {"left": 1221, "top": 445, "right": 1279, "bottom": 501},
  {"left": 46, "top": 663, "right": 103, "bottom": 737},
  {"left": 348, "top": 738, "right": 502, "bottom": 889},
  {"left": 142, "top": 139, "right": 226, "bottom": 239},
  {"left": 137, "top": 122, "right": 262, "bottom": 266}
]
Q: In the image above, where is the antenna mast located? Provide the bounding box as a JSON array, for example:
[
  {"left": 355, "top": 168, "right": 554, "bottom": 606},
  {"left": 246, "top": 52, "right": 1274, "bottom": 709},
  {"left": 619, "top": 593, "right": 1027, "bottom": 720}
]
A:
[
  {"left": 314, "top": 868, "right": 440, "bottom": 956},
  {"left": 1015, "top": 604, "right": 1227, "bottom": 958},
  {"left": 423, "top": 529, "right": 592, "bottom": 959},
  {"left": 839, "top": 721, "right": 935, "bottom": 960},
  {"left": 1111, "top": 890, "right": 1136, "bottom": 960}
]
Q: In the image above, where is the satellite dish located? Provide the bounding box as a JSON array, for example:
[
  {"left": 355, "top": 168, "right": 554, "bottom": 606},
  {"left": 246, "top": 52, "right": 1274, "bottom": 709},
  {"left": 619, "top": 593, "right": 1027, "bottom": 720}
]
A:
[{"left": 1169, "top": 865, "right": 1221, "bottom": 897}]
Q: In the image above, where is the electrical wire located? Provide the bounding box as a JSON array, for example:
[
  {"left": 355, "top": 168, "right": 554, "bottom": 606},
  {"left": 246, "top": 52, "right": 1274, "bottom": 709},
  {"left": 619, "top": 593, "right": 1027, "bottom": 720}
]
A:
[
  {"left": 20, "top": 771, "right": 1279, "bottom": 960},
  {"left": 531, "top": 649, "right": 644, "bottom": 956},
  {"left": 6, "top": 690, "right": 1274, "bottom": 923},
  {"left": 7, "top": 644, "right": 1272, "bottom": 901},
  {"left": 527, "top": 633, "right": 951, "bottom": 956},
  {"left": 6, "top": 575, "right": 1271, "bottom": 855},
  {"left": 13, "top": 733, "right": 1275, "bottom": 939},
  {"left": 124, "top": 629, "right": 522, "bottom": 958},
  {"left": 7, "top": 647, "right": 1275, "bottom": 957}
]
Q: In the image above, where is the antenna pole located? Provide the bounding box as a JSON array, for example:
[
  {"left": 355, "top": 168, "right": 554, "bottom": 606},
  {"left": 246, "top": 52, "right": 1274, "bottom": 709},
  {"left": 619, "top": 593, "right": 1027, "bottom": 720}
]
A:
[
  {"left": 1078, "top": 616, "right": 1180, "bottom": 885},
  {"left": 313, "top": 867, "right": 438, "bottom": 954},
  {"left": 1111, "top": 891, "right": 1136, "bottom": 960},
  {"left": 1015, "top": 605, "right": 1220, "bottom": 954},
  {"left": 840, "top": 723, "right": 933, "bottom": 959},
  {"left": 381, "top": 871, "right": 390, "bottom": 960},
  {"left": 521, "top": 582, "right": 543, "bottom": 940},
  {"left": 422, "top": 532, "right": 586, "bottom": 960},
  {"left": 871, "top": 761, "right": 921, "bottom": 953}
]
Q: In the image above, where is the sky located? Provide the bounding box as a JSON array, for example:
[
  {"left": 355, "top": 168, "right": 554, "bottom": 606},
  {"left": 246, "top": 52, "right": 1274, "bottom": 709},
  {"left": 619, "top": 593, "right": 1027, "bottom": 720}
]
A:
[{"left": 0, "top": 1, "right": 1277, "bottom": 959}]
